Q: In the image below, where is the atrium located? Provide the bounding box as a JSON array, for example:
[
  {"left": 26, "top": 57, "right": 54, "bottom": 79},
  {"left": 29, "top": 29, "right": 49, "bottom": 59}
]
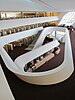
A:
[{"left": 0, "top": 0, "right": 75, "bottom": 100}]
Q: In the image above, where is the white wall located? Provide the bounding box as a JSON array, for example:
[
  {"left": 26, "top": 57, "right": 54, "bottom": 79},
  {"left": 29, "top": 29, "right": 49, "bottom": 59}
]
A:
[
  {"left": 0, "top": 65, "right": 15, "bottom": 100},
  {"left": 0, "top": 0, "right": 54, "bottom": 12},
  {"left": 0, "top": 0, "right": 75, "bottom": 12}
]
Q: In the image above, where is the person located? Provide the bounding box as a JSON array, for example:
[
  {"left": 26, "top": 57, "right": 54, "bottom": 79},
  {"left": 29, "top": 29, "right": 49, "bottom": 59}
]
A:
[
  {"left": 27, "top": 62, "right": 33, "bottom": 68},
  {"left": 24, "top": 62, "right": 32, "bottom": 72},
  {"left": 24, "top": 65, "right": 28, "bottom": 72},
  {"left": 53, "top": 47, "right": 58, "bottom": 54},
  {"left": 69, "top": 26, "right": 73, "bottom": 34}
]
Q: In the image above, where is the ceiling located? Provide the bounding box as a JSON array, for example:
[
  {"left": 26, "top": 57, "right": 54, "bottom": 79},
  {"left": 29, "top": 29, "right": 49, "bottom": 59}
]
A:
[{"left": 0, "top": 0, "right": 75, "bottom": 12}]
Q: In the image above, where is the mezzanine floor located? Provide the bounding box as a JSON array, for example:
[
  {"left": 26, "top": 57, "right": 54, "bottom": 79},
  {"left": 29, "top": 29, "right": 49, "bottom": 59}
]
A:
[{"left": 0, "top": 31, "right": 75, "bottom": 100}]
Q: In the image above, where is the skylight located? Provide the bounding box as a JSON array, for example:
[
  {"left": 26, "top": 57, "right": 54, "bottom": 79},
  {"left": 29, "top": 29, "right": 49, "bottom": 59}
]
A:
[{"left": 58, "top": 12, "right": 75, "bottom": 26}]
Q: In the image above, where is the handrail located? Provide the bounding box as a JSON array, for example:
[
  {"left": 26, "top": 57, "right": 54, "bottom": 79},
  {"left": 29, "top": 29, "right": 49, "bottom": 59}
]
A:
[
  {"left": 0, "top": 26, "right": 74, "bottom": 85},
  {"left": 0, "top": 16, "right": 58, "bottom": 30}
]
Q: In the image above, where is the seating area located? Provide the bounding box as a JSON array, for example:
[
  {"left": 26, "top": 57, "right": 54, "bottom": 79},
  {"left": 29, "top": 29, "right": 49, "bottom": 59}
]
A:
[{"left": 24, "top": 52, "right": 55, "bottom": 72}]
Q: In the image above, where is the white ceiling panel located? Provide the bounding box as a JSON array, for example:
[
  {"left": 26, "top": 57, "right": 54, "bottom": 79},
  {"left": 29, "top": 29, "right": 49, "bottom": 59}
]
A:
[
  {"left": 0, "top": 0, "right": 75, "bottom": 12},
  {"left": 36, "top": 0, "right": 75, "bottom": 12},
  {"left": 0, "top": 0, "right": 55, "bottom": 12}
]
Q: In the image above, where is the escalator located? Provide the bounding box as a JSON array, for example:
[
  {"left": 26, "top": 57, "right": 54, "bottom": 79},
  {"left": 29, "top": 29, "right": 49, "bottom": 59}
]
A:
[{"left": 25, "top": 30, "right": 42, "bottom": 50}]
